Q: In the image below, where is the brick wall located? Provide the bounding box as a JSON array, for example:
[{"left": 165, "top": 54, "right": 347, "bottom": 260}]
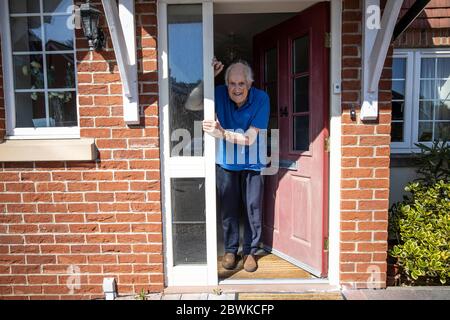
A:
[
  {"left": 340, "top": 0, "right": 392, "bottom": 289},
  {"left": 394, "top": 28, "right": 450, "bottom": 48},
  {"left": 0, "top": 0, "right": 162, "bottom": 299},
  {"left": 400, "top": 0, "right": 450, "bottom": 29},
  {"left": 394, "top": 0, "right": 450, "bottom": 48}
]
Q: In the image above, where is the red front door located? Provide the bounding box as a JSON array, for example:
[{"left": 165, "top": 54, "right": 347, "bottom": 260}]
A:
[{"left": 254, "top": 2, "right": 329, "bottom": 277}]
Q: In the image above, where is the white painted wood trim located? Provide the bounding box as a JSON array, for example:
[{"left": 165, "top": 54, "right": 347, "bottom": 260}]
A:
[
  {"left": 412, "top": 51, "right": 421, "bottom": 148},
  {"left": 328, "top": 0, "right": 342, "bottom": 288},
  {"left": 391, "top": 51, "right": 413, "bottom": 151},
  {"left": 0, "top": 0, "right": 17, "bottom": 136},
  {"left": 368, "top": 0, "right": 403, "bottom": 93},
  {"left": 119, "top": 0, "right": 140, "bottom": 124},
  {"left": 101, "top": 0, "right": 139, "bottom": 124},
  {"left": 361, "top": 0, "right": 402, "bottom": 121},
  {"left": 157, "top": 1, "right": 173, "bottom": 287},
  {"left": 203, "top": 1, "right": 218, "bottom": 286},
  {"left": 169, "top": 266, "right": 209, "bottom": 286},
  {"left": 361, "top": 0, "right": 379, "bottom": 121}
]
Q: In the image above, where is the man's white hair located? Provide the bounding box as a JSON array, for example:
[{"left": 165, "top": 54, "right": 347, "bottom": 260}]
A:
[{"left": 224, "top": 60, "right": 254, "bottom": 88}]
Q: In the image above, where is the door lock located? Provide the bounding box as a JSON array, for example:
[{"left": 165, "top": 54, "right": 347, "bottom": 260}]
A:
[{"left": 280, "top": 106, "right": 288, "bottom": 117}]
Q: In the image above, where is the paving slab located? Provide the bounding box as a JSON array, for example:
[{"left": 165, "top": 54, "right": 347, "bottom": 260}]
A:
[{"left": 343, "top": 287, "right": 450, "bottom": 300}]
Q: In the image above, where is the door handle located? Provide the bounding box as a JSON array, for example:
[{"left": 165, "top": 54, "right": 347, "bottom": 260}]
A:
[{"left": 280, "top": 106, "right": 288, "bottom": 117}]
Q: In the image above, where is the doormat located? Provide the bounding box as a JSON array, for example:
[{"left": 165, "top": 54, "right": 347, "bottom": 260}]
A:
[{"left": 237, "top": 292, "right": 344, "bottom": 300}]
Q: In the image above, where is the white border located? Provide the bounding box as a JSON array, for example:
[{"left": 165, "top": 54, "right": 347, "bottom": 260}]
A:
[{"left": 328, "top": 0, "right": 341, "bottom": 287}]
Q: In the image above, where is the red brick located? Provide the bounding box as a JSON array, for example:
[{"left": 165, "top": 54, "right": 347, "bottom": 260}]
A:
[{"left": 340, "top": 232, "right": 372, "bottom": 241}]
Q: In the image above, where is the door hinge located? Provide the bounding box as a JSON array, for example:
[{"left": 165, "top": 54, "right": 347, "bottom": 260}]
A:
[
  {"left": 324, "top": 238, "right": 329, "bottom": 251},
  {"left": 324, "top": 136, "right": 330, "bottom": 153},
  {"left": 325, "top": 32, "right": 331, "bottom": 48}
]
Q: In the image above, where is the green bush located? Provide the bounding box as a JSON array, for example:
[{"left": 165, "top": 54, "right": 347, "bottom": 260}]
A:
[
  {"left": 389, "top": 181, "right": 450, "bottom": 284},
  {"left": 414, "top": 140, "right": 450, "bottom": 185}
]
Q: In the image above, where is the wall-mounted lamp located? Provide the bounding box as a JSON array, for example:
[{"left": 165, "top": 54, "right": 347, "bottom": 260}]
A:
[{"left": 80, "top": 0, "right": 105, "bottom": 51}]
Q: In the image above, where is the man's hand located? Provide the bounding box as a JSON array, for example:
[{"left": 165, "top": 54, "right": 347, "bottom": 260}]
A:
[
  {"left": 212, "top": 57, "right": 224, "bottom": 78},
  {"left": 202, "top": 119, "right": 224, "bottom": 139}
]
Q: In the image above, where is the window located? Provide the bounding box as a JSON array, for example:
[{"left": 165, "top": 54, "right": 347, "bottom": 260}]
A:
[
  {"left": 392, "top": 49, "right": 450, "bottom": 153},
  {"left": 1, "top": 0, "right": 78, "bottom": 138}
]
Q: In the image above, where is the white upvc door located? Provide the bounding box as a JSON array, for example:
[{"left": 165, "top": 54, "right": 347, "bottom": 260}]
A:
[{"left": 158, "top": 0, "right": 217, "bottom": 286}]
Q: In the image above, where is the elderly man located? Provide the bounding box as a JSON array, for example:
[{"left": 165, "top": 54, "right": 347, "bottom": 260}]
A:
[{"left": 194, "top": 58, "right": 270, "bottom": 272}]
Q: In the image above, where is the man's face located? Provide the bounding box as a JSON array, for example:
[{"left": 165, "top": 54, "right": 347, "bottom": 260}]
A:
[{"left": 227, "top": 65, "right": 250, "bottom": 107}]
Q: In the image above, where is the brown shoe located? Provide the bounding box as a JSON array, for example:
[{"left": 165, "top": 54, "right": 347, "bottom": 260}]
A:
[
  {"left": 222, "top": 253, "right": 237, "bottom": 270},
  {"left": 243, "top": 254, "right": 258, "bottom": 272}
]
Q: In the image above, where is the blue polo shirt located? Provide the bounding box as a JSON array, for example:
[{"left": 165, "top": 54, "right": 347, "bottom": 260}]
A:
[{"left": 215, "top": 85, "right": 270, "bottom": 171}]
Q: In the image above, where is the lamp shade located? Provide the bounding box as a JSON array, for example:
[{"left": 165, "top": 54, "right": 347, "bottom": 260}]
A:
[{"left": 80, "top": 2, "right": 103, "bottom": 51}]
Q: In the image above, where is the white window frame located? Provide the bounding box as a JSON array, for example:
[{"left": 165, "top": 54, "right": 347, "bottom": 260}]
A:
[
  {"left": 0, "top": 0, "right": 80, "bottom": 140},
  {"left": 392, "top": 48, "right": 450, "bottom": 153},
  {"left": 158, "top": 0, "right": 217, "bottom": 287}
]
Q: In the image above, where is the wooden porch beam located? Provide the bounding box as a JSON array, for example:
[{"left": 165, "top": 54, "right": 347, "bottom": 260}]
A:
[
  {"left": 361, "top": 0, "right": 403, "bottom": 120},
  {"left": 368, "top": 0, "right": 403, "bottom": 93},
  {"left": 101, "top": 0, "right": 140, "bottom": 124}
]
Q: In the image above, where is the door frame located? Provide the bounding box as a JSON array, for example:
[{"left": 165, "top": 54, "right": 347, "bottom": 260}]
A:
[{"left": 157, "top": 0, "right": 342, "bottom": 287}]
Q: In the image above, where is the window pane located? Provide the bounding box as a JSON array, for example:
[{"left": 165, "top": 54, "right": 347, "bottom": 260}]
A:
[
  {"left": 419, "top": 101, "right": 434, "bottom": 120},
  {"left": 421, "top": 58, "right": 435, "bottom": 78},
  {"left": 437, "top": 58, "right": 450, "bottom": 79},
  {"left": 9, "top": 0, "right": 40, "bottom": 14},
  {"left": 171, "top": 177, "right": 206, "bottom": 265},
  {"left": 294, "top": 76, "right": 309, "bottom": 113},
  {"left": 391, "top": 122, "right": 404, "bottom": 142},
  {"left": 15, "top": 92, "right": 46, "bottom": 128},
  {"left": 46, "top": 54, "right": 75, "bottom": 88},
  {"left": 436, "top": 101, "right": 450, "bottom": 120},
  {"left": 173, "top": 224, "right": 206, "bottom": 265},
  {"left": 171, "top": 178, "right": 205, "bottom": 223},
  {"left": 438, "top": 79, "right": 450, "bottom": 101},
  {"left": 392, "top": 80, "right": 405, "bottom": 99},
  {"left": 44, "top": 15, "right": 74, "bottom": 51},
  {"left": 392, "top": 101, "right": 404, "bottom": 121},
  {"left": 418, "top": 122, "right": 433, "bottom": 142},
  {"left": 293, "top": 36, "right": 309, "bottom": 74},
  {"left": 10, "top": 17, "right": 43, "bottom": 52},
  {"left": 265, "top": 48, "right": 277, "bottom": 83},
  {"left": 420, "top": 80, "right": 436, "bottom": 100},
  {"left": 13, "top": 55, "right": 44, "bottom": 89},
  {"left": 48, "top": 91, "right": 77, "bottom": 126},
  {"left": 43, "top": 0, "right": 72, "bottom": 13},
  {"left": 393, "top": 58, "right": 406, "bottom": 79},
  {"left": 293, "top": 115, "right": 309, "bottom": 151},
  {"left": 168, "top": 4, "right": 203, "bottom": 157},
  {"left": 435, "top": 122, "right": 450, "bottom": 141}
]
